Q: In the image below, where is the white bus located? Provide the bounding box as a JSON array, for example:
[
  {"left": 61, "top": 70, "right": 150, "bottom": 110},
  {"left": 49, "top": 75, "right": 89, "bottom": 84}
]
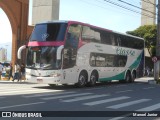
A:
[{"left": 18, "top": 21, "right": 144, "bottom": 87}]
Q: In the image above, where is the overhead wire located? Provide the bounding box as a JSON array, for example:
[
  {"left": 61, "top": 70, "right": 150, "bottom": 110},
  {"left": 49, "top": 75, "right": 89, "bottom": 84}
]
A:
[
  {"left": 79, "top": 0, "right": 156, "bottom": 19},
  {"left": 103, "top": 0, "right": 155, "bottom": 18},
  {"left": 117, "top": 0, "right": 157, "bottom": 15}
]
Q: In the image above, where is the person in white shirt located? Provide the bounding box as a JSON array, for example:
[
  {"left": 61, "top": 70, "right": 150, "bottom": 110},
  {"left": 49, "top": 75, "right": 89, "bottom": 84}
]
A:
[
  {"left": 12, "top": 63, "right": 20, "bottom": 82},
  {"left": 0, "top": 62, "right": 3, "bottom": 80}
]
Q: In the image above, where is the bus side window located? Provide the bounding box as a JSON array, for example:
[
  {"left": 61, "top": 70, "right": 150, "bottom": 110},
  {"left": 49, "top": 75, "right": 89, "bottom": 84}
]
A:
[
  {"left": 82, "top": 26, "right": 101, "bottom": 43},
  {"left": 90, "top": 54, "right": 96, "bottom": 66},
  {"left": 117, "top": 56, "right": 127, "bottom": 67},
  {"left": 101, "top": 32, "right": 111, "bottom": 45},
  {"left": 111, "top": 34, "right": 116, "bottom": 46},
  {"left": 63, "top": 24, "right": 81, "bottom": 69}
]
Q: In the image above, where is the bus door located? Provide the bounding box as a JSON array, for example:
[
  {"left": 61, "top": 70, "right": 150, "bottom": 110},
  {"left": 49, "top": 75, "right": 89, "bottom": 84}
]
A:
[{"left": 62, "top": 24, "right": 81, "bottom": 83}]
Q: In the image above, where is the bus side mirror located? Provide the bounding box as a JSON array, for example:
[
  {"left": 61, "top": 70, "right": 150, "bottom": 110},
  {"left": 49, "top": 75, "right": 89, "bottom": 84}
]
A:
[
  {"left": 17, "top": 45, "right": 27, "bottom": 59},
  {"left": 57, "top": 45, "right": 64, "bottom": 60}
]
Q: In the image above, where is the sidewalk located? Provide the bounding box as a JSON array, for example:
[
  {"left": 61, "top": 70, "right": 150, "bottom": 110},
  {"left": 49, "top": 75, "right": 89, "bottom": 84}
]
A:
[
  {"left": 0, "top": 79, "right": 27, "bottom": 83},
  {"left": 136, "top": 77, "right": 154, "bottom": 81},
  {"left": 0, "top": 77, "right": 155, "bottom": 83}
]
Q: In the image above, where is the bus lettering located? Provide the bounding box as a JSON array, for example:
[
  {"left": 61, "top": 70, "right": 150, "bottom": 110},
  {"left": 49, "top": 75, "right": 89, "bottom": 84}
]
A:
[{"left": 116, "top": 47, "right": 135, "bottom": 56}]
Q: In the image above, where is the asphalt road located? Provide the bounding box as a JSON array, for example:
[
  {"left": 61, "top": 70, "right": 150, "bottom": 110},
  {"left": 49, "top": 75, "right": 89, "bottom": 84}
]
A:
[{"left": 0, "top": 77, "right": 160, "bottom": 120}]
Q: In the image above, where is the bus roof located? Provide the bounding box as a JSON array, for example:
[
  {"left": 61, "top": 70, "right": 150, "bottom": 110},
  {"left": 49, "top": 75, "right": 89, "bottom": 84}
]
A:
[{"left": 36, "top": 20, "right": 144, "bottom": 41}]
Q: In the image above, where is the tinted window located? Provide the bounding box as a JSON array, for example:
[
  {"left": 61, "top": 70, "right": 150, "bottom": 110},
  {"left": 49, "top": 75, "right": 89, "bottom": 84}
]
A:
[
  {"left": 30, "top": 23, "right": 67, "bottom": 41},
  {"left": 63, "top": 24, "right": 81, "bottom": 69},
  {"left": 81, "top": 25, "right": 144, "bottom": 49},
  {"left": 82, "top": 26, "right": 101, "bottom": 43},
  {"left": 90, "top": 53, "right": 127, "bottom": 67},
  {"left": 119, "top": 35, "right": 144, "bottom": 49},
  {"left": 101, "top": 32, "right": 118, "bottom": 46},
  {"left": 82, "top": 26, "right": 118, "bottom": 45}
]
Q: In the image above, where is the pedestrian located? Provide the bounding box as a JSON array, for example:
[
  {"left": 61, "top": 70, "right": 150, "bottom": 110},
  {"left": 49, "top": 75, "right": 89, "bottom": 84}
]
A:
[
  {"left": 1, "top": 67, "right": 6, "bottom": 79},
  {"left": 12, "top": 63, "right": 20, "bottom": 82},
  {"left": 8, "top": 63, "right": 13, "bottom": 80},
  {"left": 0, "top": 62, "right": 3, "bottom": 80},
  {"left": 20, "top": 63, "right": 25, "bottom": 80},
  {"left": 145, "top": 66, "right": 150, "bottom": 77}
]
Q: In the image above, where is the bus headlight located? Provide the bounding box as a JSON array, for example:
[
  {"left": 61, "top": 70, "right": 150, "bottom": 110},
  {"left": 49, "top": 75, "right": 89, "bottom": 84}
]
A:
[{"left": 50, "top": 73, "right": 61, "bottom": 77}]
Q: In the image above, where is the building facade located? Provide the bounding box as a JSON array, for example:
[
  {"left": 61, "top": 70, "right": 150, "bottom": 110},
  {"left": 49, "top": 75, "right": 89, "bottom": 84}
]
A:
[
  {"left": 141, "top": 0, "right": 156, "bottom": 26},
  {"left": 0, "top": 48, "right": 6, "bottom": 62},
  {"left": 32, "top": 0, "right": 59, "bottom": 25}
]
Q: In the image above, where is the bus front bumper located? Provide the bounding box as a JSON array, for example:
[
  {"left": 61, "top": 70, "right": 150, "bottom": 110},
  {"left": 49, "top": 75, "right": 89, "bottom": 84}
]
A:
[{"left": 26, "top": 75, "right": 62, "bottom": 84}]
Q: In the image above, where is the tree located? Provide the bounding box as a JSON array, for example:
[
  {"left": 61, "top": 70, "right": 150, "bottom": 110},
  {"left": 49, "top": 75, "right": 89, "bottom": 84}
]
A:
[{"left": 126, "top": 25, "right": 157, "bottom": 56}]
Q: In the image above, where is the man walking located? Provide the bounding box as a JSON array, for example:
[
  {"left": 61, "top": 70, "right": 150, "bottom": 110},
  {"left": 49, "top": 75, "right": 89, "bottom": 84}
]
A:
[{"left": 12, "top": 63, "right": 20, "bottom": 82}]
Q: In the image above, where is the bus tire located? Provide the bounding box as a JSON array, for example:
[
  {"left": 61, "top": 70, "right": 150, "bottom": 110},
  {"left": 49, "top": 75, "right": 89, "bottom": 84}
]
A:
[
  {"left": 88, "top": 72, "right": 98, "bottom": 86},
  {"left": 131, "top": 71, "right": 136, "bottom": 82},
  {"left": 125, "top": 71, "right": 131, "bottom": 83},
  {"left": 76, "top": 72, "right": 87, "bottom": 87}
]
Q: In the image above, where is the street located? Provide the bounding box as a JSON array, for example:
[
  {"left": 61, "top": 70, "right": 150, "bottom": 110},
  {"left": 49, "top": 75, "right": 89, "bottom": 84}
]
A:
[{"left": 0, "top": 77, "right": 160, "bottom": 120}]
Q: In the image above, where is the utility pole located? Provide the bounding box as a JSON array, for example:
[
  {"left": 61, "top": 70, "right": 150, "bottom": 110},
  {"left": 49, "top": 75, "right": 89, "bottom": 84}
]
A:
[{"left": 154, "top": 0, "right": 160, "bottom": 81}]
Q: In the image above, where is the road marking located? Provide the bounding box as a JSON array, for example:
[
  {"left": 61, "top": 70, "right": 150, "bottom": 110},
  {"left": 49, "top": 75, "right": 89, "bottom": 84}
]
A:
[
  {"left": 0, "top": 102, "right": 45, "bottom": 110},
  {"left": 62, "top": 94, "right": 110, "bottom": 102},
  {"left": 0, "top": 89, "right": 61, "bottom": 96},
  {"left": 143, "top": 87, "right": 155, "bottom": 90},
  {"left": 107, "top": 99, "right": 151, "bottom": 109},
  {"left": 23, "top": 91, "right": 76, "bottom": 98},
  {"left": 116, "top": 90, "right": 133, "bottom": 93},
  {"left": 83, "top": 96, "right": 130, "bottom": 106},
  {"left": 136, "top": 103, "right": 160, "bottom": 111},
  {"left": 85, "top": 87, "right": 105, "bottom": 91},
  {"left": 109, "top": 117, "right": 125, "bottom": 120},
  {"left": 42, "top": 93, "right": 93, "bottom": 100}
]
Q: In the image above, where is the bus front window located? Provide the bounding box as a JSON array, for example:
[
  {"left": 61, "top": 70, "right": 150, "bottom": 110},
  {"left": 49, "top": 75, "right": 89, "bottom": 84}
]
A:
[
  {"left": 30, "top": 23, "right": 67, "bottom": 41},
  {"left": 26, "top": 47, "right": 61, "bottom": 70}
]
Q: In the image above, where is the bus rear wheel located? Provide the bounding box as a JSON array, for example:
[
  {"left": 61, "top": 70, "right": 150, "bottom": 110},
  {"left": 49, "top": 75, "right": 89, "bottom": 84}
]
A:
[
  {"left": 125, "top": 71, "right": 131, "bottom": 83},
  {"left": 88, "top": 72, "right": 97, "bottom": 86},
  {"left": 76, "top": 72, "right": 87, "bottom": 87},
  {"left": 131, "top": 72, "right": 136, "bottom": 82}
]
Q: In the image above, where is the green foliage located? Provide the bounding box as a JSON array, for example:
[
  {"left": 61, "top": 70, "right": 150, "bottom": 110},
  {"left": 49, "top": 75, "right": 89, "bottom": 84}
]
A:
[{"left": 126, "top": 25, "right": 157, "bottom": 56}]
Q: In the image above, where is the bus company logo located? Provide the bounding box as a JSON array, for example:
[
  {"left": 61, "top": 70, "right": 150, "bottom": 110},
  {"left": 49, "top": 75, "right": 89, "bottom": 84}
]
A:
[
  {"left": 116, "top": 47, "right": 135, "bottom": 56},
  {"left": 42, "top": 33, "right": 49, "bottom": 41}
]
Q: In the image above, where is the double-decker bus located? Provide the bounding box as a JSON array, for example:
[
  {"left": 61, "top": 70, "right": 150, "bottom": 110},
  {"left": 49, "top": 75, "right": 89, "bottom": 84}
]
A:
[{"left": 18, "top": 20, "right": 144, "bottom": 87}]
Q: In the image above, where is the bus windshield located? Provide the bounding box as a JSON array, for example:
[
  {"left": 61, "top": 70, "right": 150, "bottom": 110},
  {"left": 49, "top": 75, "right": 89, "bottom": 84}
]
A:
[
  {"left": 26, "top": 46, "right": 61, "bottom": 70},
  {"left": 30, "top": 23, "right": 67, "bottom": 41}
]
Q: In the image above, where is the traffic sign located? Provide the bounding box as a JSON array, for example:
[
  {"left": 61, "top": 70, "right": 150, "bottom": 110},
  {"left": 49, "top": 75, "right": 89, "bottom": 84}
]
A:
[{"left": 152, "top": 56, "right": 158, "bottom": 63}]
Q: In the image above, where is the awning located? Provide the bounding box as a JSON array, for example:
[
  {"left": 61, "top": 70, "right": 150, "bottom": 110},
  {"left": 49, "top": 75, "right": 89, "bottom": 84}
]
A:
[{"left": 145, "top": 48, "right": 151, "bottom": 57}]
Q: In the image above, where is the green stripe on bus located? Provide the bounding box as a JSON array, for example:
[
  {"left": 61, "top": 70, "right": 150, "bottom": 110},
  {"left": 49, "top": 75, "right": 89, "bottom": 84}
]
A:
[
  {"left": 129, "top": 53, "right": 142, "bottom": 69},
  {"left": 99, "top": 53, "right": 143, "bottom": 81},
  {"left": 99, "top": 71, "right": 125, "bottom": 81}
]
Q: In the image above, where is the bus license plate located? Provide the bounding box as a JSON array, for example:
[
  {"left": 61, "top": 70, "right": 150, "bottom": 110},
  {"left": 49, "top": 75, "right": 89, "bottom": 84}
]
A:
[{"left": 37, "top": 79, "right": 43, "bottom": 83}]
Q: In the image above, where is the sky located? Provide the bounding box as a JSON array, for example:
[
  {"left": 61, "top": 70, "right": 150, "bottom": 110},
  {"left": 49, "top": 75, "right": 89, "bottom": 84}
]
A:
[
  {"left": 0, "top": 0, "right": 147, "bottom": 60},
  {"left": 60, "top": 0, "right": 142, "bottom": 33}
]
